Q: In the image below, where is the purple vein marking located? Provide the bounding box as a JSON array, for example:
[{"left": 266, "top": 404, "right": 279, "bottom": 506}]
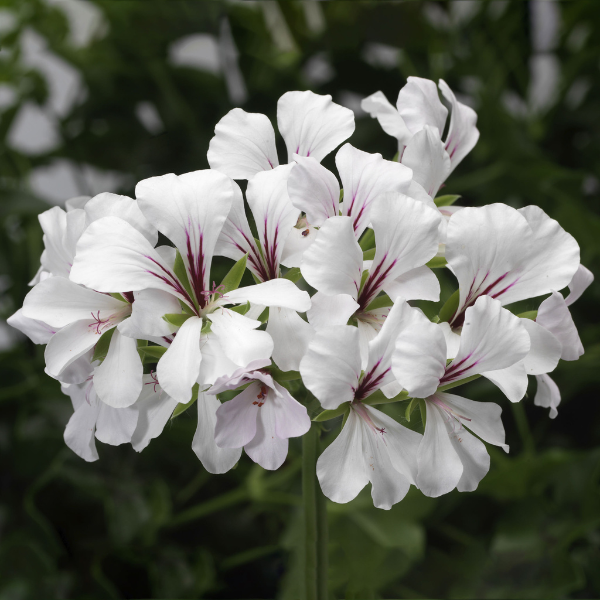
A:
[
  {"left": 357, "top": 254, "right": 397, "bottom": 310},
  {"left": 263, "top": 217, "right": 280, "bottom": 281},
  {"left": 355, "top": 358, "right": 389, "bottom": 400},
  {"left": 185, "top": 222, "right": 207, "bottom": 308},
  {"left": 145, "top": 256, "right": 195, "bottom": 309}
]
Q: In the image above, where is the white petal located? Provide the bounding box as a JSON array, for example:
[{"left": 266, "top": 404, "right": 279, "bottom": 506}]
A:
[
  {"left": 266, "top": 307, "right": 314, "bottom": 371},
  {"left": 45, "top": 319, "right": 102, "bottom": 378},
  {"left": 439, "top": 322, "right": 461, "bottom": 359},
  {"left": 565, "top": 264, "right": 594, "bottom": 306},
  {"left": 214, "top": 383, "right": 260, "bottom": 448},
  {"left": 223, "top": 278, "right": 311, "bottom": 312},
  {"left": 520, "top": 318, "right": 561, "bottom": 375},
  {"left": 361, "top": 91, "right": 411, "bottom": 146},
  {"left": 383, "top": 265, "right": 440, "bottom": 302},
  {"left": 63, "top": 385, "right": 100, "bottom": 462},
  {"left": 84, "top": 192, "right": 158, "bottom": 245},
  {"left": 7, "top": 308, "right": 56, "bottom": 344},
  {"left": 416, "top": 402, "right": 463, "bottom": 497},
  {"left": 401, "top": 126, "right": 451, "bottom": 197},
  {"left": 71, "top": 217, "right": 192, "bottom": 303},
  {"left": 127, "top": 289, "right": 180, "bottom": 338},
  {"left": 95, "top": 402, "right": 139, "bottom": 446},
  {"left": 306, "top": 292, "right": 359, "bottom": 330},
  {"left": 536, "top": 291, "right": 584, "bottom": 361},
  {"left": 534, "top": 373, "right": 561, "bottom": 419},
  {"left": 279, "top": 224, "right": 318, "bottom": 268},
  {"left": 300, "top": 325, "right": 361, "bottom": 410},
  {"left": 157, "top": 316, "right": 203, "bottom": 403},
  {"left": 272, "top": 382, "right": 311, "bottom": 439},
  {"left": 131, "top": 378, "right": 179, "bottom": 451},
  {"left": 23, "top": 277, "right": 125, "bottom": 328},
  {"left": 443, "top": 296, "right": 530, "bottom": 385},
  {"left": 57, "top": 351, "right": 95, "bottom": 384},
  {"left": 197, "top": 332, "right": 241, "bottom": 386},
  {"left": 214, "top": 180, "right": 266, "bottom": 281},
  {"left": 39, "top": 206, "right": 84, "bottom": 278},
  {"left": 208, "top": 359, "right": 273, "bottom": 394},
  {"left": 244, "top": 398, "right": 289, "bottom": 470},
  {"left": 450, "top": 427, "right": 490, "bottom": 493},
  {"left": 438, "top": 79, "right": 480, "bottom": 170},
  {"left": 337, "top": 144, "right": 412, "bottom": 237},
  {"left": 392, "top": 319, "right": 446, "bottom": 399},
  {"left": 301, "top": 216, "right": 362, "bottom": 299},
  {"left": 396, "top": 76, "right": 448, "bottom": 135},
  {"left": 481, "top": 363, "right": 529, "bottom": 403},
  {"left": 209, "top": 309, "right": 273, "bottom": 367},
  {"left": 317, "top": 410, "right": 369, "bottom": 504},
  {"left": 193, "top": 392, "right": 242, "bottom": 473},
  {"left": 287, "top": 156, "right": 340, "bottom": 226},
  {"left": 277, "top": 91, "right": 354, "bottom": 163},
  {"left": 358, "top": 193, "right": 441, "bottom": 307},
  {"left": 65, "top": 195, "right": 90, "bottom": 211},
  {"left": 357, "top": 314, "right": 384, "bottom": 371},
  {"left": 93, "top": 329, "right": 143, "bottom": 408},
  {"left": 136, "top": 170, "right": 234, "bottom": 300},
  {"left": 435, "top": 392, "right": 508, "bottom": 451},
  {"left": 207, "top": 108, "right": 279, "bottom": 179}
]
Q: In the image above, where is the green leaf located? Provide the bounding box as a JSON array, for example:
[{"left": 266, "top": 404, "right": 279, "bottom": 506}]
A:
[
  {"left": 139, "top": 345, "right": 167, "bottom": 360},
  {"left": 258, "top": 307, "right": 269, "bottom": 323},
  {"left": 201, "top": 320, "right": 212, "bottom": 334},
  {"left": 434, "top": 194, "right": 461, "bottom": 207},
  {"left": 518, "top": 310, "right": 538, "bottom": 320},
  {"left": 283, "top": 267, "right": 302, "bottom": 283},
  {"left": 363, "top": 389, "right": 409, "bottom": 406},
  {"left": 230, "top": 301, "right": 250, "bottom": 315},
  {"left": 365, "top": 294, "right": 393, "bottom": 312},
  {"left": 437, "top": 373, "right": 480, "bottom": 392},
  {"left": 171, "top": 384, "right": 199, "bottom": 419},
  {"left": 266, "top": 366, "right": 302, "bottom": 382},
  {"left": 405, "top": 397, "right": 420, "bottom": 422},
  {"left": 221, "top": 254, "right": 247, "bottom": 293},
  {"left": 162, "top": 313, "right": 192, "bottom": 327},
  {"left": 313, "top": 403, "right": 350, "bottom": 422},
  {"left": 362, "top": 248, "right": 376, "bottom": 261},
  {"left": 110, "top": 293, "right": 128, "bottom": 303},
  {"left": 392, "top": 151, "right": 400, "bottom": 162},
  {"left": 174, "top": 250, "right": 195, "bottom": 304},
  {"left": 92, "top": 327, "right": 115, "bottom": 363},
  {"left": 359, "top": 269, "right": 369, "bottom": 293},
  {"left": 426, "top": 256, "right": 447, "bottom": 269},
  {"left": 418, "top": 398, "right": 427, "bottom": 427},
  {"left": 359, "top": 228, "right": 375, "bottom": 251},
  {"left": 439, "top": 289, "right": 460, "bottom": 323}
]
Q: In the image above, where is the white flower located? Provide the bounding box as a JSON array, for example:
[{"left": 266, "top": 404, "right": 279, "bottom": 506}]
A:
[
  {"left": 210, "top": 360, "right": 311, "bottom": 471},
  {"left": 392, "top": 295, "right": 530, "bottom": 496},
  {"left": 207, "top": 91, "right": 355, "bottom": 180},
  {"left": 300, "top": 301, "right": 425, "bottom": 509}
]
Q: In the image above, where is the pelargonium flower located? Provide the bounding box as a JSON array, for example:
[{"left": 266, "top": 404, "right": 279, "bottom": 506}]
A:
[
  {"left": 208, "top": 90, "right": 355, "bottom": 180},
  {"left": 300, "top": 300, "right": 425, "bottom": 509},
  {"left": 210, "top": 360, "right": 311, "bottom": 471}
]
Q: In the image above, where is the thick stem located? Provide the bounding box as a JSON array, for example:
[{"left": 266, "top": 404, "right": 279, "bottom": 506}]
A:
[{"left": 302, "top": 424, "right": 328, "bottom": 600}]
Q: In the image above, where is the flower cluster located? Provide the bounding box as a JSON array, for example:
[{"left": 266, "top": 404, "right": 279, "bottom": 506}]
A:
[{"left": 9, "top": 77, "right": 592, "bottom": 509}]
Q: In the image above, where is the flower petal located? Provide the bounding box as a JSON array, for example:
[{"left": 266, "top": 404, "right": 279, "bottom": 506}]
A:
[
  {"left": 207, "top": 108, "right": 279, "bottom": 179},
  {"left": 300, "top": 325, "right": 361, "bottom": 410},
  {"left": 277, "top": 91, "right": 354, "bottom": 163},
  {"left": 520, "top": 318, "right": 561, "bottom": 375},
  {"left": 193, "top": 392, "right": 242, "bottom": 473},
  {"left": 317, "top": 410, "right": 369, "bottom": 504},
  {"left": 209, "top": 309, "right": 273, "bottom": 367},
  {"left": 306, "top": 292, "right": 359, "bottom": 330},
  {"left": 358, "top": 193, "right": 441, "bottom": 308},
  {"left": 279, "top": 224, "right": 318, "bottom": 268},
  {"left": 337, "top": 144, "right": 412, "bottom": 237},
  {"left": 449, "top": 427, "right": 490, "bottom": 493},
  {"left": 95, "top": 402, "right": 139, "bottom": 446},
  {"left": 401, "top": 126, "right": 451, "bottom": 197},
  {"left": 244, "top": 398, "right": 289, "bottom": 470},
  {"left": 94, "top": 328, "right": 143, "bottom": 408},
  {"left": 565, "top": 264, "right": 594, "bottom": 306},
  {"left": 301, "top": 216, "right": 363, "bottom": 299},
  {"left": 63, "top": 382, "right": 100, "bottom": 462},
  {"left": 481, "top": 363, "right": 529, "bottom": 403},
  {"left": 214, "top": 383, "right": 260, "bottom": 448},
  {"left": 131, "top": 377, "right": 179, "bottom": 451},
  {"left": 266, "top": 307, "right": 314, "bottom": 371},
  {"left": 536, "top": 291, "right": 584, "bottom": 361},
  {"left": 361, "top": 91, "right": 411, "bottom": 147},
  {"left": 416, "top": 402, "right": 463, "bottom": 497},
  {"left": 23, "top": 276, "right": 125, "bottom": 328},
  {"left": 438, "top": 79, "right": 480, "bottom": 171},
  {"left": 396, "top": 76, "right": 448, "bottom": 135},
  {"left": 157, "top": 316, "right": 203, "bottom": 403},
  {"left": 223, "top": 278, "right": 311, "bottom": 312},
  {"left": 272, "top": 382, "right": 311, "bottom": 439},
  {"left": 136, "top": 170, "right": 235, "bottom": 302},
  {"left": 287, "top": 156, "right": 340, "bottom": 226},
  {"left": 534, "top": 373, "right": 561, "bottom": 419},
  {"left": 127, "top": 289, "right": 181, "bottom": 338},
  {"left": 7, "top": 308, "right": 56, "bottom": 344},
  {"left": 246, "top": 165, "right": 299, "bottom": 279},
  {"left": 382, "top": 265, "right": 440, "bottom": 302},
  {"left": 197, "top": 332, "right": 242, "bottom": 386}
]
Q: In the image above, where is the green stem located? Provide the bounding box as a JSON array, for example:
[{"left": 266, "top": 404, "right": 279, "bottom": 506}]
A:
[
  {"left": 511, "top": 401, "right": 535, "bottom": 455},
  {"left": 302, "top": 424, "right": 328, "bottom": 600}
]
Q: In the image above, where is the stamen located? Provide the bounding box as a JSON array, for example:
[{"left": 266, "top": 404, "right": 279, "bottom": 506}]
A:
[
  {"left": 144, "top": 370, "right": 160, "bottom": 393},
  {"left": 89, "top": 311, "right": 111, "bottom": 334}
]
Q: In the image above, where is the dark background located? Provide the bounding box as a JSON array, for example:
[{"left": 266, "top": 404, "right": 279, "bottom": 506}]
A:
[{"left": 1, "top": 1, "right": 599, "bottom": 598}]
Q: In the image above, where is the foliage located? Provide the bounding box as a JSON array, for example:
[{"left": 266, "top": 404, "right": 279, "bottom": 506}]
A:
[{"left": 1, "top": 1, "right": 599, "bottom": 598}]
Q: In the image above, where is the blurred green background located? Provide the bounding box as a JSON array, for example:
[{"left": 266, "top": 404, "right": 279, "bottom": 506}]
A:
[{"left": 1, "top": 1, "right": 599, "bottom": 598}]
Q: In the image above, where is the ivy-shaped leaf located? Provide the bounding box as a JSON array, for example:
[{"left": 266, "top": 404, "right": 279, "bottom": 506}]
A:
[
  {"left": 283, "top": 267, "right": 302, "bottom": 283},
  {"left": 92, "top": 327, "right": 116, "bottom": 363},
  {"left": 171, "top": 384, "right": 199, "bottom": 419},
  {"left": 221, "top": 254, "right": 247, "bottom": 293},
  {"left": 365, "top": 293, "right": 393, "bottom": 312},
  {"left": 434, "top": 194, "right": 461, "bottom": 207},
  {"left": 426, "top": 257, "right": 448, "bottom": 269},
  {"left": 439, "top": 289, "right": 460, "bottom": 323},
  {"left": 162, "top": 313, "right": 192, "bottom": 327},
  {"left": 174, "top": 250, "right": 196, "bottom": 306},
  {"left": 313, "top": 403, "right": 350, "bottom": 422},
  {"left": 230, "top": 301, "right": 251, "bottom": 315}
]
